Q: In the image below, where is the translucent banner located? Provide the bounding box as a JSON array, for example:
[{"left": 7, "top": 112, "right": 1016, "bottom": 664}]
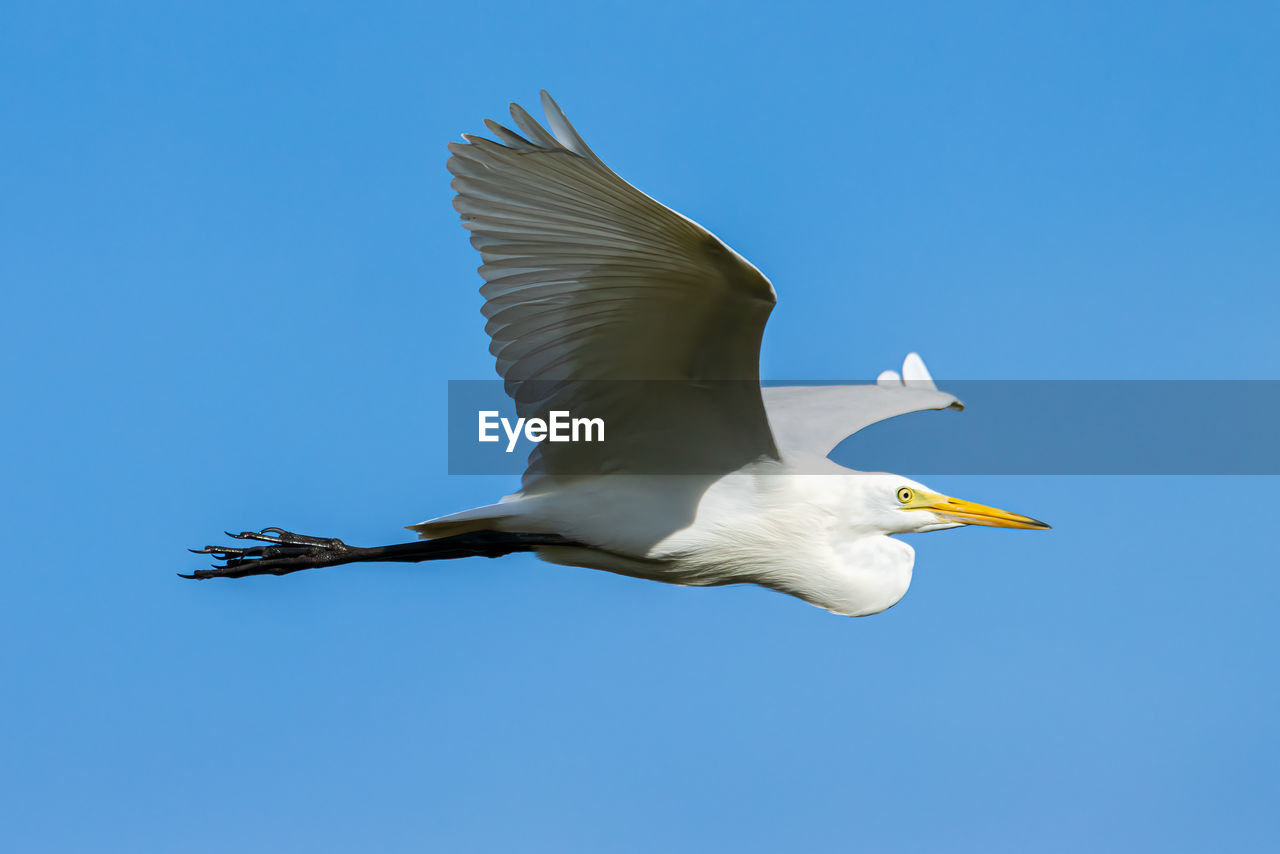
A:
[{"left": 446, "top": 380, "right": 1280, "bottom": 475}]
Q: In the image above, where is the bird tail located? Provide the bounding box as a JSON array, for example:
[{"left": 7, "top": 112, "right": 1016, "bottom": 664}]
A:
[{"left": 407, "top": 496, "right": 546, "bottom": 540}]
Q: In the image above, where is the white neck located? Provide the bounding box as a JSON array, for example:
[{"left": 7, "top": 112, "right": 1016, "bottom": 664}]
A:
[{"left": 773, "top": 534, "right": 915, "bottom": 618}]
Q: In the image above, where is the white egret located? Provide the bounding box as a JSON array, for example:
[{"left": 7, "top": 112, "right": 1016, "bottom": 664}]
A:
[{"left": 186, "top": 92, "right": 1047, "bottom": 617}]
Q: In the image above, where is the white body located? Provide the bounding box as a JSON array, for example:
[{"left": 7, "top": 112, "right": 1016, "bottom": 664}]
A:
[{"left": 524, "top": 465, "right": 919, "bottom": 618}]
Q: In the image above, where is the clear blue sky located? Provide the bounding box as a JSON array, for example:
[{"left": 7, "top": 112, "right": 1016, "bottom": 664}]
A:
[{"left": 3, "top": 1, "right": 1278, "bottom": 851}]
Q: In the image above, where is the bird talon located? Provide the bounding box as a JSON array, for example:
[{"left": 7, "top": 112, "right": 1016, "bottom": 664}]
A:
[{"left": 182, "top": 532, "right": 348, "bottom": 579}]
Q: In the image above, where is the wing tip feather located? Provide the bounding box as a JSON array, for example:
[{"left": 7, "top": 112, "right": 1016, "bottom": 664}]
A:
[{"left": 447, "top": 92, "right": 610, "bottom": 171}]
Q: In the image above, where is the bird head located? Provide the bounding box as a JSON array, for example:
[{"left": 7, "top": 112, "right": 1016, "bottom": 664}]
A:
[{"left": 856, "top": 474, "right": 1050, "bottom": 535}]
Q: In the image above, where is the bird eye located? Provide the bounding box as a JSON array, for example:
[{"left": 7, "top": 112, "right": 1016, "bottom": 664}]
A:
[{"left": 897, "top": 487, "right": 914, "bottom": 504}]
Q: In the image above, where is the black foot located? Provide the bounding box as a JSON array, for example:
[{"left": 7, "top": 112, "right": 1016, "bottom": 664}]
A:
[{"left": 182, "top": 528, "right": 358, "bottom": 579}]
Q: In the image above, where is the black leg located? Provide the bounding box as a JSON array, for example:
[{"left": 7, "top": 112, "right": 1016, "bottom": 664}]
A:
[{"left": 182, "top": 528, "right": 578, "bottom": 580}]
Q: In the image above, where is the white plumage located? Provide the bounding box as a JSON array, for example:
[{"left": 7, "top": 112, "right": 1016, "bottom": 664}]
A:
[{"left": 412, "top": 92, "right": 1047, "bottom": 617}]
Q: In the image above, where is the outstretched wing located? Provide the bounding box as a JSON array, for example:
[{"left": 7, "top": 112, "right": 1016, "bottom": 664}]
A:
[
  {"left": 764, "top": 353, "right": 964, "bottom": 465},
  {"left": 447, "top": 92, "right": 779, "bottom": 482}
]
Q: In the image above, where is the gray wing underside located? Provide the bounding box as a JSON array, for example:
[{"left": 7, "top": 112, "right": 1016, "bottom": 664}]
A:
[{"left": 448, "top": 92, "right": 780, "bottom": 484}]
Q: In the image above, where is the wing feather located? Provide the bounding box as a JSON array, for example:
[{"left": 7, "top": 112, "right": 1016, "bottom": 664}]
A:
[
  {"left": 764, "top": 356, "right": 963, "bottom": 465},
  {"left": 448, "top": 93, "right": 779, "bottom": 483}
]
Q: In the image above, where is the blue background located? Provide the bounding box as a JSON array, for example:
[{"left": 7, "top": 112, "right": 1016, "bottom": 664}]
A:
[{"left": 3, "top": 1, "right": 1277, "bottom": 851}]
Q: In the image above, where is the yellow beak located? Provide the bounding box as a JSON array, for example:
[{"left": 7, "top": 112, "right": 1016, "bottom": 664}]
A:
[{"left": 925, "top": 496, "right": 1051, "bottom": 530}]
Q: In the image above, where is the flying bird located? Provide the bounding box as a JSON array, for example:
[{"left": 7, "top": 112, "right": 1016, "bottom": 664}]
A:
[{"left": 185, "top": 91, "right": 1048, "bottom": 617}]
